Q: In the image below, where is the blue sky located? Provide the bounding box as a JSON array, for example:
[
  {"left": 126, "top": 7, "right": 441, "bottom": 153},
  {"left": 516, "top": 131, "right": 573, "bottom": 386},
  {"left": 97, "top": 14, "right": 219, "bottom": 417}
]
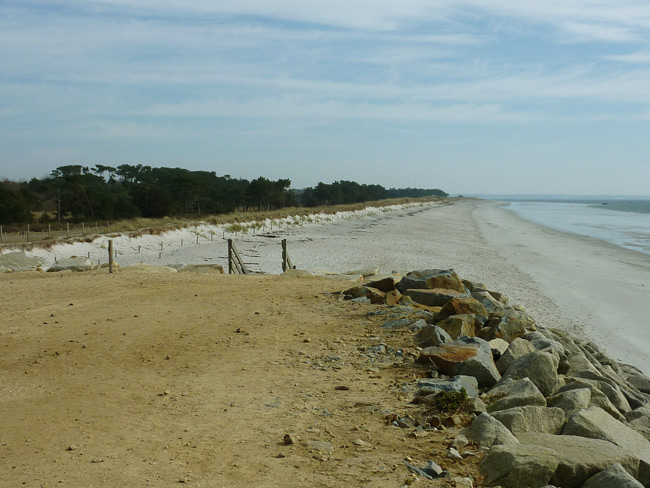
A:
[{"left": 1, "top": 1, "right": 649, "bottom": 194}]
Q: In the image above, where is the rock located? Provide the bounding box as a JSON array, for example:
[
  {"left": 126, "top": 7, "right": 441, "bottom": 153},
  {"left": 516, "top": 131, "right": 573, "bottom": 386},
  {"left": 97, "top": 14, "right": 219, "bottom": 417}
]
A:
[
  {"left": 629, "top": 415, "right": 650, "bottom": 442},
  {"left": 467, "top": 412, "right": 520, "bottom": 449},
  {"left": 471, "top": 291, "right": 506, "bottom": 314},
  {"left": 404, "top": 288, "right": 470, "bottom": 307},
  {"left": 421, "top": 269, "right": 466, "bottom": 292},
  {"left": 381, "top": 318, "right": 411, "bottom": 330},
  {"left": 452, "top": 434, "right": 469, "bottom": 449},
  {"left": 555, "top": 379, "right": 626, "bottom": 422},
  {"left": 481, "top": 433, "right": 642, "bottom": 488},
  {"left": 453, "top": 476, "right": 473, "bottom": 487},
  {"left": 342, "top": 285, "right": 366, "bottom": 299},
  {"left": 283, "top": 433, "right": 296, "bottom": 445},
  {"left": 417, "top": 375, "right": 479, "bottom": 398},
  {"left": 562, "top": 407, "right": 650, "bottom": 484},
  {"left": 364, "top": 287, "right": 387, "bottom": 304},
  {"left": 491, "top": 406, "right": 565, "bottom": 435},
  {"left": 447, "top": 447, "right": 463, "bottom": 460},
  {"left": 479, "top": 310, "right": 537, "bottom": 343},
  {"left": 627, "top": 374, "right": 650, "bottom": 394},
  {"left": 342, "top": 268, "right": 378, "bottom": 278},
  {"left": 0, "top": 251, "right": 44, "bottom": 271},
  {"left": 496, "top": 338, "right": 536, "bottom": 374},
  {"left": 484, "top": 378, "right": 547, "bottom": 413},
  {"left": 581, "top": 463, "right": 644, "bottom": 488},
  {"left": 571, "top": 371, "right": 633, "bottom": 413},
  {"left": 349, "top": 297, "right": 371, "bottom": 304},
  {"left": 414, "top": 324, "right": 452, "bottom": 348},
  {"left": 462, "top": 279, "right": 487, "bottom": 292},
  {"left": 547, "top": 388, "right": 592, "bottom": 416},
  {"left": 175, "top": 264, "right": 224, "bottom": 273},
  {"left": 436, "top": 314, "right": 480, "bottom": 340},
  {"left": 396, "top": 269, "right": 450, "bottom": 292},
  {"left": 465, "top": 397, "right": 487, "bottom": 414},
  {"left": 303, "top": 440, "right": 333, "bottom": 453},
  {"left": 480, "top": 443, "right": 559, "bottom": 488},
  {"left": 48, "top": 257, "right": 94, "bottom": 272},
  {"left": 489, "top": 338, "right": 510, "bottom": 356},
  {"left": 364, "top": 276, "right": 397, "bottom": 292},
  {"left": 418, "top": 337, "right": 501, "bottom": 388},
  {"left": 435, "top": 297, "right": 489, "bottom": 325},
  {"left": 405, "top": 460, "right": 445, "bottom": 480},
  {"left": 385, "top": 289, "right": 402, "bottom": 306},
  {"left": 498, "top": 350, "right": 559, "bottom": 397}
]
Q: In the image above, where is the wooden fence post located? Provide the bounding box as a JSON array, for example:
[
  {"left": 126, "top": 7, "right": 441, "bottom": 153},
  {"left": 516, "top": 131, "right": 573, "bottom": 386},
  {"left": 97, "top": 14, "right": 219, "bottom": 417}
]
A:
[
  {"left": 82, "top": 222, "right": 85, "bottom": 235},
  {"left": 108, "top": 240, "right": 114, "bottom": 273},
  {"left": 0, "top": 225, "right": 3, "bottom": 244},
  {"left": 26, "top": 224, "right": 30, "bottom": 242},
  {"left": 66, "top": 222, "right": 70, "bottom": 237},
  {"left": 228, "top": 239, "right": 233, "bottom": 274},
  {"left": 48, "top": 223, "right": 51, "bottom": 238},
  {"left": 228, "top": 239, "right": 248, "bottom": 274},
  {"left": 282, "top": 239, "right": 293, "bottom": 272}
]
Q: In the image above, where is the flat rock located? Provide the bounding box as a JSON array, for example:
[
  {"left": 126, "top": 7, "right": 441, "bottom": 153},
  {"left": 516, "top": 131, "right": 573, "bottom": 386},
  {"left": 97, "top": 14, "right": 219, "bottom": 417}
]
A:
[
  {"left": 396, "top": 269, "right": 447, "bottom": 292},
  {"left": 479, "top": 309, "right": 537, "bottom": 343},
  {"left": 404, "top": 288, "right": 470, "bottom": 307},
  {"left": 364, "top": 276, "right": 397, "bottom": 292},
  {"left": 547, "top": 388, "right": 592, "bottom": 416},
  {"left": 471, "top": 291, "right": 506, "bottom": 314},
  {"left": 479, "top": 443, "right": 559, "bottom": 488}
]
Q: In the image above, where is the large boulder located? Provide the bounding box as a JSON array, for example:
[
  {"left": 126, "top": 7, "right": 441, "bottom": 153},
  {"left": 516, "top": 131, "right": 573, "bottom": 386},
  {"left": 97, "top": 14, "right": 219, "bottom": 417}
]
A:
[
  {"left": 0, "top": 251, "right": 45, "bottom": 271},
  {"left": 484, "top": 378, "right": 547, "bottom": 413},
  {"left": 547, "top": 388, "right": 592, "bottom": 416},
  {"left": 435, "top": 297, "right": 489, "bottom": 325},
  {"left": 491, "top": 406, "right": 565, "bottom": 435},
  {"left": 498, "top": 350, "right": 559, "bottom": 397},
  {"left": 563, "top": 407, "right": 650, "bottom": 484},
  {"left": 418, "top": 337, "right": 501, "bottom": 388},
  {"left": 555, "top": 379, "right": 626, "bottom": 422},
  {"left": 479, "top": 309, "right": 537, "bottom": 343},
  {"left": 497, "top": 337, "right": 536, "bottom": 374},
  {"left": 467, "top": 412, "right": 519, "bottom": 449},
  {"left": 435, "top": 314, "right": 479, "bottom": 340},
  {"left": 488, "top": 433, "right": 643, "bottom": 488},
  {"left": 414, "top": 324, "right": 452, "bottom": 348},
  {"left": 396, "top": 269, "right": 462, "bottom": 293},
  {"left": 403, "top": 288, "right": 470, "bottom": 307},
  {"left": 364, "top": 276, "right": 397, "bottom": 293},
  {"left": 471, "top": 291, "right": 506, "bottom": 314},
  {"left": 629, "top": 415, "right": 650, "bottom": 442},
  {"left": 480, "top": 444, "right": 560, "bottom": 488},
  {"left": 48, "top": 257, "right": 94, "bottom": 272},
  {"left": 581, "top": 463, "right": 644, "bottom": 488}
]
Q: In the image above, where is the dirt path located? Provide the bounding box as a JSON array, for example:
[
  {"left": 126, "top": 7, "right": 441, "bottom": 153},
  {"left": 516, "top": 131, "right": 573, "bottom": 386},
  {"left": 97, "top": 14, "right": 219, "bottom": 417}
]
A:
[{"left": 0, "top": 268, "right": 481, "bottom": 487}]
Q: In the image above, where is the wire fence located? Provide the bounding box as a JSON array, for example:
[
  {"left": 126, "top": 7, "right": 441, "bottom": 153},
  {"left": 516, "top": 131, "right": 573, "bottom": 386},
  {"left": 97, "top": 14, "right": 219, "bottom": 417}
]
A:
[{"left": 0, "top": 222, "right": 112, "bottom": 247}]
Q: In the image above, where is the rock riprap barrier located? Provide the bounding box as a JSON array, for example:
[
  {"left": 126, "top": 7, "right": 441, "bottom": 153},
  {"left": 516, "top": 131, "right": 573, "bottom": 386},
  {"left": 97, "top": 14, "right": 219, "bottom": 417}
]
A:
[{"left": 340, "top": 268, "right": 650, "bottom": 488}]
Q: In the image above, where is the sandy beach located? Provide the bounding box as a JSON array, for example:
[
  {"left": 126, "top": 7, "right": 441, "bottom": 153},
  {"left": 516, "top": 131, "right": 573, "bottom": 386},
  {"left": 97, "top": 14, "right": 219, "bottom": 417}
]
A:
[{"left": 10, "top": 198, "right": 650, "bottom": 373}]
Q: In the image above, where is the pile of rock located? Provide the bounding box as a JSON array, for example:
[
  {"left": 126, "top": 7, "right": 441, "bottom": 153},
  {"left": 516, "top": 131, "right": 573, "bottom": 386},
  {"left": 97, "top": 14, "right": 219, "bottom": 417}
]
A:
[{"left": 342, "top": 269, "right": 650, "bottom": 488}]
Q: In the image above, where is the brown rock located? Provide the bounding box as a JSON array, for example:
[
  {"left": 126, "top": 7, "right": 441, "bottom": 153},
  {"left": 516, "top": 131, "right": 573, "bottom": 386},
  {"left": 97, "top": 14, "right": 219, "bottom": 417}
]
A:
[
  {"left": 436, "top": 314, "right": 479, "bottom": 340},
  {"left": 404, "top": 288, "right": 470, "bottom": 307},
  {"left": 436, "top": 297, "right": 489, "bottom": 325}
]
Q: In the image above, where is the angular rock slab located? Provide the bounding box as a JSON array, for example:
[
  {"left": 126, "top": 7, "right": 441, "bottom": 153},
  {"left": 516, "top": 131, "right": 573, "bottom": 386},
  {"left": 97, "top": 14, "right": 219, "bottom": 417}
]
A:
[
  {"left": 418, "top": 337, "right": 501, "bottom": 388},
  {"left": 547, "top": 388, "right": 592, "bottom": 416},
  {"left": 414, "top": 324, "right": 452, "bottom": 348},
  {"left": 480, "top": 444, "right": 559, "bottom": 488},
  {"left": 492, "top": 406, "right": 565, "bottom": 435},
  {"left": 492, "top": 434, "right": 639, "bottom": 488},
  {"left": 581, "top": 463, "right": 644, "bottom": 488},
  {"left": 404, "top": 288, "right": 470, "bottom": 307},
  {"left": 484, "top": 378, "right": 547, "bottom": 413},
  {"left": 479, "top": 309, "right": 537, "bottom": 343},
  {"left": 435, "top": 296, "right": 489, "bottom": 325},
  {"left": 497, "top": 337, "right": 536, "bottom": 374},
  {"left": 435, "top": 314, "right": 479, "bottom": 340},
  {"left": 396, "top": 269, "right": 451, "bottom": 292}
]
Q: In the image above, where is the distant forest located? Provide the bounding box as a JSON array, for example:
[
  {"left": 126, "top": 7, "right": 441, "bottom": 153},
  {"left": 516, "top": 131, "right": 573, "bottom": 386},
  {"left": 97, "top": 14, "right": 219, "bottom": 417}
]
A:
[{"left": 0, "top": 164, "right": 447, "bottom": 225}]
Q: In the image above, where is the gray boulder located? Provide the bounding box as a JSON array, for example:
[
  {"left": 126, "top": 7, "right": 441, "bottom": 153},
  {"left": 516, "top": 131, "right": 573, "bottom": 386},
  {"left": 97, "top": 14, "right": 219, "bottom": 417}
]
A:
[
  {"left": 0, "top": 251, "right": 45, "bottom": 271},
  {"left": 414, "top": 324, "right": 452, "bottom": 347},
  {"left": 627, "top": 374, "right": 650, "bottom": 394},
  {"left": 48, "top": 257, "right": 94, "bottom": 272},
  {"left": 484, "top": 378, "right": 547, "bottom": 413},
  {"left": 563, "top": 407, "right": 650, "bottom": 485},
  {"left": 403, "top": 288, "right": 470, "bottom": 307},
  {"left": 479, "top": 309, "right": 537, "bottom": 343},
  {"left": 396, "top": 269, "right": 462, "bottom": 293},
  {"left": 468, "top": 412, "right": 519, "bottom": 449},
  {"left": 471, "top": 291, "right": 506, "bottom": 314},
  {"left": 498, "top": 350, "right": 559, "bottom": 397},
  {"left": 491, "top": 406, "right": 565, "bottom": 435},
  {"left": 581, "top": 463, "right": 644, "bottom": 488},
  {"left": 629, "top": 415, "right": 650, "bottom": 442},
  {"left": 547, "top": 388, "right": 592, "bottom": 416},
  {"left": 480, "top": 444, "right": 559, "bottom": 488},
  {"left": 497, "top": 337, "right": 536, "bottom": 374},
  {"left": 435, "top": 314, "right": 479, "bottom": 340},
  {"left": 556, "top": 379, "right": 626, "bottom": 422},
  {"left": 517, "top": 433, "right": 641, "bottom": 488}
]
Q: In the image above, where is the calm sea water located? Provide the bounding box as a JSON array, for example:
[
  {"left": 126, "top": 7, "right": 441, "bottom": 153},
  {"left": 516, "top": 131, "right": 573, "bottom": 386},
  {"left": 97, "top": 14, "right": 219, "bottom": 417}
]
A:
[{"left": 503, "top": 199, "right": 650, "bottom": 255}]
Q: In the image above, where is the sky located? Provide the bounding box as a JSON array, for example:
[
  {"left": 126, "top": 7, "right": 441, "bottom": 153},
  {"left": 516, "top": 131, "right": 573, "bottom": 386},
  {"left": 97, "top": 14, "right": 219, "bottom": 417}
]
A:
[{"left": 1, "top": 1, "right": 649, "bottom": 195}]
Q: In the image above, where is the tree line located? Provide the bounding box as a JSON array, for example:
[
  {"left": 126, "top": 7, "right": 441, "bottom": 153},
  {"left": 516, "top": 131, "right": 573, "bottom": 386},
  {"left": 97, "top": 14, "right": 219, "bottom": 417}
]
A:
[{"left": 0, "top": 164, "right": 447, "bottom": 225}]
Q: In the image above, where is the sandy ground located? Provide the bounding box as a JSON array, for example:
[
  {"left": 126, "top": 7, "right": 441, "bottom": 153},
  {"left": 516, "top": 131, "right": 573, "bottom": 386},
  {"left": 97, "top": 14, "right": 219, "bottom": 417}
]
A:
[
  {"left": 2, "top": 197, "right": 650, "bottom": 486},
  {"left": 0, "top": 269, "right": 482, "bottom": 488}
]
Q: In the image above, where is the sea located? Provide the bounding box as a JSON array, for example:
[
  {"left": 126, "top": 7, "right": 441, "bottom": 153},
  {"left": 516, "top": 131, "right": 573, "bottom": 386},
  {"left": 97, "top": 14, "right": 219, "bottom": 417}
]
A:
[{"left": 475, "top": 195, "right": 650, "bottom": 256}]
